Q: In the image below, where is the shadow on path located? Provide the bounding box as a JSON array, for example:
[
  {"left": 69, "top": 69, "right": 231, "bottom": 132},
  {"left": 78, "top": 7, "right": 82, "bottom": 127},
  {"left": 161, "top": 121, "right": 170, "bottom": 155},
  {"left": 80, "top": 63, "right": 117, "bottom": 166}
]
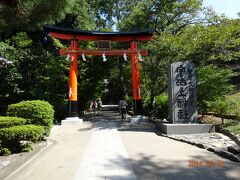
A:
[
  {"left": 88, "top": 111, "right": 240, "bottom": 180},
  {"left": 103, "top": 153, "right": 239, "bottom": 180},
  {"left": 86, "top": 110, "right": 157, "bottom": 133}
]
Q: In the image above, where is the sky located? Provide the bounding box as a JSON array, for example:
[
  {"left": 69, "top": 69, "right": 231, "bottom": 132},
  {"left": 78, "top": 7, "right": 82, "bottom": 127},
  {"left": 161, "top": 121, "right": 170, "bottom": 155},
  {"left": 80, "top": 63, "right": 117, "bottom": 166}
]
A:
[{"left": 203, "top": 0, "right": 240, "bottom": 19}]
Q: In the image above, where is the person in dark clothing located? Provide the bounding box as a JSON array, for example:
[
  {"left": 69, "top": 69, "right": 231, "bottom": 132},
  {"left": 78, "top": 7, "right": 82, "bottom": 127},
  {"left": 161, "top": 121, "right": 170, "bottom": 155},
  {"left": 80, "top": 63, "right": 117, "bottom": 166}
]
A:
[
  {"left": 119, "top": 98, "right": 128, "bottom": 120},
  {"left": 91, "top": 100, "right": 97, "bottom": 115}
]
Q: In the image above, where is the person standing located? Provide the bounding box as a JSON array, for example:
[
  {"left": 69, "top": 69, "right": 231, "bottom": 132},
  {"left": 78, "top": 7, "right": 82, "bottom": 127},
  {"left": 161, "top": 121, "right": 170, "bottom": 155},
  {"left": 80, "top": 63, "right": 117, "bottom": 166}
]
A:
[
  {"left": 119, "top": 98, "right": 128, "bottom": 120},
  {"left": 97, "top": 98, "right": 102, "bottom": 112}
]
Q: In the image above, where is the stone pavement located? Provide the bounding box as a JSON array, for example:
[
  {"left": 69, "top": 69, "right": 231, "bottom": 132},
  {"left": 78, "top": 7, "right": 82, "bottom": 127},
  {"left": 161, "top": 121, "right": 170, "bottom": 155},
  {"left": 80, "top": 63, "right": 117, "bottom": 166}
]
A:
[
  {"left": 76, "top": 121, "right": 136, "bottom": 180},
  {"left": 120, "top": 126, "right": 240, "bottom": 180},
  {"left": 4, "top": 122, "right": 92, "bottom": 180},
  {"left": 1, "top": 111, "right": 240, "bottom": 180}
]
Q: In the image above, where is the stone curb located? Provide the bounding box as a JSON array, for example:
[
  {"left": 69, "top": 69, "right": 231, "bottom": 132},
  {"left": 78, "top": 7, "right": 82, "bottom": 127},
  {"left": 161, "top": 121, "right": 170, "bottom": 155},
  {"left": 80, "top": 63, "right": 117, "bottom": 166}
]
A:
[
  {"left": 164, "top": 134, "right": 240, "bottom": 162},
  {"left": 0, "top": 137, "right": 57, "bottom": 180}
]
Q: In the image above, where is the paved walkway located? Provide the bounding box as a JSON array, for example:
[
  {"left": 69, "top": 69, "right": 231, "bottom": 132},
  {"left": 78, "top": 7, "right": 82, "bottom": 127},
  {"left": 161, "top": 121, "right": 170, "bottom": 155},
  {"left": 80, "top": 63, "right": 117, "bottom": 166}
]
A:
[
  {"left": 5, "top": 122, "right": 92, "bottom": 180},
  {"left": 166, "top": 133, "right": 240, "bottom": 162},
  {"left": 76, "top": 121, "right": 136, "bottom": 180},
  {"left": 3, "top": 111, "right": 240, "bottom": 180},
  {"left": 121, "top": 127, "right": 240, "bottom": 180}
]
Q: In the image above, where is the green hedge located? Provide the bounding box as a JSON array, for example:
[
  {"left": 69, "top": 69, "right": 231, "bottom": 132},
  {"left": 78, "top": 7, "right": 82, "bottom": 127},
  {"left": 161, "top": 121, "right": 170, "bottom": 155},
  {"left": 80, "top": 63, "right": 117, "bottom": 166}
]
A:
[
  {"left": 0, "top": 116, "right": 27, "bottom": 128},
  {"left": 7, "top": 100, "right": 54, "bottom": 134},
  {"left": 0, "top": 125, "right": 45, "bottom": 153}
]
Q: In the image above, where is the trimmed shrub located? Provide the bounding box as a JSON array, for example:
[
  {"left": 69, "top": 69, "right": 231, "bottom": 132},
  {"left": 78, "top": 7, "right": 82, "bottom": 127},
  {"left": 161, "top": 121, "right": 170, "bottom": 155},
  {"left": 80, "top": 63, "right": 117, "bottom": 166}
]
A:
[
  {"left": 0, "top": 125, "right": 45, "bottom": 153},
  {"left": 7, "top": 100, "right": 54, "bottom": 134},
  {"left": 0, "top": 116, "right": 27, "bottom": 128}
]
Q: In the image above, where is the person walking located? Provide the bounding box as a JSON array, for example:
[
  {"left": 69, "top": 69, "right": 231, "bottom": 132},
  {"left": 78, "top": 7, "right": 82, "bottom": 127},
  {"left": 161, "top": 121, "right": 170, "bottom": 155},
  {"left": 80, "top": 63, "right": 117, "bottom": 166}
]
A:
[
  {"left": 91, "top": 100, "right": 97, "bottom": 115},
  {"left": 97, "top": 98, "right": 102, "bottom": 113},
  {"left": 119, "top": 98, "right": 128, "bottom": 120}
]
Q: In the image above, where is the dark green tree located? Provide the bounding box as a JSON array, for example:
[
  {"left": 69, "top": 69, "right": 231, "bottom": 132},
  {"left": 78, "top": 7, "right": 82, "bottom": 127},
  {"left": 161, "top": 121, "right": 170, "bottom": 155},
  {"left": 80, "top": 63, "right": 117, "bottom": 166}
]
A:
[{"left": 0, "top": 0, "right": 78, "bottom": 35}]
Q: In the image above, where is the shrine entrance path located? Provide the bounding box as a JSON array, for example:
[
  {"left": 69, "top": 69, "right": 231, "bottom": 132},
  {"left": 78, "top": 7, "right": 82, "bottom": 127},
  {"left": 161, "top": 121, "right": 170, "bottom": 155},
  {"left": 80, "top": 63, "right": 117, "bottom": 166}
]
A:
[{"left": 6, "top": 111, "right": 240, "bottom": 180}]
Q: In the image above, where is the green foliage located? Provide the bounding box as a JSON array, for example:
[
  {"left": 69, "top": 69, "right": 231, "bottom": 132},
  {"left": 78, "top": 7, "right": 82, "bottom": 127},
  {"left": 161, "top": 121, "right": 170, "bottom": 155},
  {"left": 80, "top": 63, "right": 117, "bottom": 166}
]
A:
[
  {"left": 12, "top": 32, "right": 32, "bottom": 48},
  {"left": 144, "top": 93, "right": 168, "bottom": 119},
  {"left": 144, "top": 19, "right": 239, "bottom": 98},
  {"left": 0, "top": 0, "right": 78, "bottom": 34},
  {"left": 154, "top": 93, "right": 168, "bottom": 119},
  {"left": 208, "top": 98, "right": 230, "bottom": 124},
  {"left": 120, "top": 0, "right": 213, "bottom": 32},
  {"left": 221, "top": 121, "right": 240, "bottom": 134},
  {"left": 63, "top": 0, "right": 96, "bottom": 30},
  {"left": 0, "top": 40, "right": 23, "bottom": 114},
  {"left": 0, "top": 125, "right": 45, "bottom": 153},
  {"left": 52, "top": 38, "right": 64, "bottom": 48},
  {"left": 208, "top": 20, "right": 240, "bottom": 62},
  {"left": 0, "top": 0, "right": 239, "bottom": 122},
  {"left": 196, "top": 66, "right": 234, "bottom": 114},
  {"left": 0, "top": 116, "right": 26, "bottom": 128},
  {"left": 143, "top": 19, "right": 239, "bottom": 117},
  {"left": 7, "top": 100, "right": 54, "bottom": 134},
  {"left": 0, "top": 147, "right": 11, "bottom": 156},
  {"left": 21, "top": 144, "right": 33, "bottom": 152},
  {"left": 0, "top": 39, "right": 69, "bottom": 119},
  {"left": 89, "top": 0, "right": 139, "bottom": 30},
  {"left": 226, "top": 93, "right": 240, "bottom": 118}
]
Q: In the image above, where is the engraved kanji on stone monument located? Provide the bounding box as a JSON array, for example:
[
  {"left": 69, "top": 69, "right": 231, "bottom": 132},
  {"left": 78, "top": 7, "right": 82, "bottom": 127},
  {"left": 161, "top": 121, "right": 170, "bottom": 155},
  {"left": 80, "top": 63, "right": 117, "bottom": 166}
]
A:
[{"left": 168, "top": 62, "right": 198, "bottom": 123}]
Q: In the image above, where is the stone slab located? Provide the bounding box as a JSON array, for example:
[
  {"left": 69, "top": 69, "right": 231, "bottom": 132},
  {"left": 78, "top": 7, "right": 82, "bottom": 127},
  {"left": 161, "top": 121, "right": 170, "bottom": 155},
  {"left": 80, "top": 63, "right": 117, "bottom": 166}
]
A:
[
  {"left": 61, "top": 117, "right": 83, "bottom": 125},
  {"left": 75, "top": 121, "right": 137, "bottom": 180},
  {"left": 101, "top": 105, "right": 119, "bottom": 111},
  {"left": 130, "top": 115, "right": 149, "bottom": 124},
  {"left": 157, "top": 123, "right": 215, "bottom": 135}
]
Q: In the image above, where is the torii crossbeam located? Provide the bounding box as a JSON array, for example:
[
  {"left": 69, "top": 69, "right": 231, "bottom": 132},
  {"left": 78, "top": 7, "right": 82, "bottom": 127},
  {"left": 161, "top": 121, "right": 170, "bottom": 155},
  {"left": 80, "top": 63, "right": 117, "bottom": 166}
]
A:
[{"left": 43, "top": 25, "right": 153, "bottom": 118}]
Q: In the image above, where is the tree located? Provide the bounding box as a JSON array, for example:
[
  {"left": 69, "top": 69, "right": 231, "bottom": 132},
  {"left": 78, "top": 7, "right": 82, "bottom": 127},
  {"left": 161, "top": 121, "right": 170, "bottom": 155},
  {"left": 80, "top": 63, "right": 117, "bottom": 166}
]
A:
[
  {"left": 0, "top": 32, "right": 70, "bottom": 120},
  {"left": 1, "top": 0, "right": 238, "bottom": 120},
  {"left": 56, "top": 0, "right": 96, "bottom": 30},
  {"left": 88, "top": 0, "right": 140, "bottom": 30},
  {"left": 120, "top": 0, "right": 215, "bottom": 33},
  {"left": 0, "top": 40, "right": 22, "bottom": 114},
  {"left": 141, "top": 18, "right": 239, "bottom": 116},
  {"left": 0, "top": 0, "right": 78, "bottom": 36},
  {"left": 196, "top": 66, "right": 234, "bottom": 115},
  {"left": 208, "top": 98, "right": 230, "bottom": 124}
]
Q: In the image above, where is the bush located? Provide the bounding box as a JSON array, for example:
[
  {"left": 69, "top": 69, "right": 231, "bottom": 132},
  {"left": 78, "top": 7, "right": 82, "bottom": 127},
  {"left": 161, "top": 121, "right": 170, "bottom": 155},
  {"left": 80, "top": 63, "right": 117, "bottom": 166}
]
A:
[
  {"left": 143, "top": 93, "right": 168, "bottom": 119},
  {"left": 0, "top": 125, "right": 45, "bottom": 153},
  {"left": 0, "top": 116, "right": 27, "bottom": 128},
  {"left": 153, "top": 93, "right": 168, "bottom": 119},
  {"left": 7, "top": 100, "right": 54, "bottom": 134},
  {"left": 226, "top": 92, "right": 240, "bottom": 119},
  {"left": 208, "top": 98, "right": 230, "bottom": 124},
  {"left": 0, "top": 147, "right": 11, "bottom": 156}
]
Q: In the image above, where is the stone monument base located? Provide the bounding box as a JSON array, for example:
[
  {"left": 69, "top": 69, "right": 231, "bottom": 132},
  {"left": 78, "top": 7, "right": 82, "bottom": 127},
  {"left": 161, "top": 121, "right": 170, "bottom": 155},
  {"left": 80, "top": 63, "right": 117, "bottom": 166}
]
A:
[
  {"left": 61, "top": 117, "right": 83, "bottom": 126},
  {"left": 157, "top": 123, "right": 215, "bottom": 135}
]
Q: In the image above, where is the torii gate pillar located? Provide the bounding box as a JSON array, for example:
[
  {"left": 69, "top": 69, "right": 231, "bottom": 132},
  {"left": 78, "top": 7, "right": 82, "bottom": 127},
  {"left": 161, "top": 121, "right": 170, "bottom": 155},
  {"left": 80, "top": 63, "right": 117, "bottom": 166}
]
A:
[
  {"left": 68, "top": 40, "right": 79, "bottom": 117},
  {"left": 130, "top": 41, "right": 143, "bottom": 115},
  {"left": 61, "top": 39, "right": 83, "bottom": 125}
]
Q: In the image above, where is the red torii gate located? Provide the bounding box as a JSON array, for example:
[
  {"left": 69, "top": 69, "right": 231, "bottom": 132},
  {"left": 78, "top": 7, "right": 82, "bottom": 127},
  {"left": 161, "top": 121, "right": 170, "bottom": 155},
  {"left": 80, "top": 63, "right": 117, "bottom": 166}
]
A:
[{"left": 43, "top": 25, "right": 153, "bottom": 117}]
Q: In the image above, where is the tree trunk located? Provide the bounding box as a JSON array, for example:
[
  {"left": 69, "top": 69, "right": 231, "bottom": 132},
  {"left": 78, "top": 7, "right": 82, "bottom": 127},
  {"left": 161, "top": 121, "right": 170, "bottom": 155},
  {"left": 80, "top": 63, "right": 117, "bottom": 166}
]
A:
[{"left": 221, "top": 116, "right": 224, "bottom": 125}]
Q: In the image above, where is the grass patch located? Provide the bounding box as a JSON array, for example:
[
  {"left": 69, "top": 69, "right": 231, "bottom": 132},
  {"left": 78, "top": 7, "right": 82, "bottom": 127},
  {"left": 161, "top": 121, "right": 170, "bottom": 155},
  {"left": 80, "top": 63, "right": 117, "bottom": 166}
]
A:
[
  {"left": 220, "top": 121, "right": 240, "bottom": 135},
  {"left": 201, "top": 115, "right": 240, "bottom": 134}
]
